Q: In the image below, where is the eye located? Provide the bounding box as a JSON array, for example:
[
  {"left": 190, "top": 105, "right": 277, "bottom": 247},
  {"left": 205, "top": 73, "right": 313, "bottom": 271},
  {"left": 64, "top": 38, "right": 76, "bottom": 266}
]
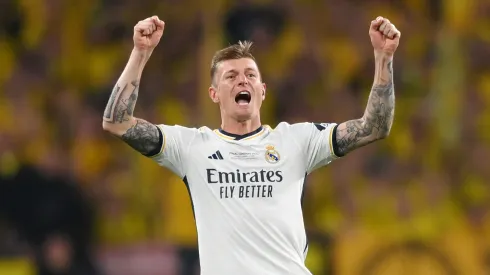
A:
[
  {"left": 226, "top": 75, "right": 235, "bottom": 79},
  {"left": 248, "top": 74, "right": 256, "bottom": 78}
]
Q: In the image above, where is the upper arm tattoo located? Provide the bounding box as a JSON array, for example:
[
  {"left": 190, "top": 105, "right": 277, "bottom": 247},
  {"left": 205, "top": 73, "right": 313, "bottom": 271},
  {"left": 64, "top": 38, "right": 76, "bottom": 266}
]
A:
[
  {"left": 335, "top": 59, "right": 395, "bottom": 156},
  {"left": 121, "top": 119, "right": 162, "bottom": 156}
]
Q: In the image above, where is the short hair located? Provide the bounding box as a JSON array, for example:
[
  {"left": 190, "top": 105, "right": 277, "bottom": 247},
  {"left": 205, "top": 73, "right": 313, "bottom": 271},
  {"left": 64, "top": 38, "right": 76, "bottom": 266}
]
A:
[{"left": 210, "top": 41, "right": 256, "bottom": 83}]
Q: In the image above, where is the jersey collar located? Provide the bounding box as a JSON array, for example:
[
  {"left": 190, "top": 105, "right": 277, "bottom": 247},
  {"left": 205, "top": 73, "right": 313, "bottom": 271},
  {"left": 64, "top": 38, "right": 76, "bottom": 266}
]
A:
[{"left": 216, "top": 126, "right": 264, "bottom": 141}]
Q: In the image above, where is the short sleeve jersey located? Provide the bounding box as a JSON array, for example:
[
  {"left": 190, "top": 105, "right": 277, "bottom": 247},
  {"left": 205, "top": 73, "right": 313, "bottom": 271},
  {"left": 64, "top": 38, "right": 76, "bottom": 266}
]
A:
[{"left": 150, "top": 122, "right": 340, "bottom": 275}]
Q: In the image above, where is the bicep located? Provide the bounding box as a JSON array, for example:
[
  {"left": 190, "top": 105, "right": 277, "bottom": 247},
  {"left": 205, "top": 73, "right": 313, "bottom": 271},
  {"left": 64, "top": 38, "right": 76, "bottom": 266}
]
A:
[
  {"left": 335, "top": 118, "right": 378, "bottom": 156},
  {"left": 119, "top": 118, "right": 163, "bottom": 156}
]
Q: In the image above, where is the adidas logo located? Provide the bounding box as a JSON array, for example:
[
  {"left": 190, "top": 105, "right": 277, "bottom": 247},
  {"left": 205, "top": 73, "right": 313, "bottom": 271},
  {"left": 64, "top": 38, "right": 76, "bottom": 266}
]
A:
[{"left": 208, "top": 150, "right": 224, "bottom": 160}]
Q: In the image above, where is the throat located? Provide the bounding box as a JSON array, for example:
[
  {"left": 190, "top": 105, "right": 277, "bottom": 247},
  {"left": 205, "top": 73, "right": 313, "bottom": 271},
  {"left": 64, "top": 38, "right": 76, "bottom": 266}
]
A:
[
  {"left": 219, "top": 125, "right": 263, "bottom": 141},
  {"left": 220, "top": 112, "right": 262, "bottom": 137},
  {"left": 219, "top": 118, "right": 263, "bottom": 140}
]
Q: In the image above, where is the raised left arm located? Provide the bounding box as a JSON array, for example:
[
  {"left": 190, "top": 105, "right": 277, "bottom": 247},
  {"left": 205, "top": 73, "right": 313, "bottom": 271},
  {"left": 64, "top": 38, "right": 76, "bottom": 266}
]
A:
[
  {"left": 336, "top": 54, "right": 394, "bottom": 156},
  {"left": 335, "top": 16, "right": 400, "bottom": 156}
]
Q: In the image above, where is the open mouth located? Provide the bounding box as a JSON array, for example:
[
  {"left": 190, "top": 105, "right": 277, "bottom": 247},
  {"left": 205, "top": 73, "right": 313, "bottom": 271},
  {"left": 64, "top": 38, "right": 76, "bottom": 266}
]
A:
[{"left": 235, "top": 91, "right": 251, "bottom": 105}]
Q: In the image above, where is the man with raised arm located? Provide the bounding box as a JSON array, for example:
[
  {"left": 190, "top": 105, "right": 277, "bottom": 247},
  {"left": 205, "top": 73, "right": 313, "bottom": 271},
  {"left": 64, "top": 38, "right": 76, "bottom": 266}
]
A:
[{"left": 103, "top": 15, "right": 400, "bottom": 275}]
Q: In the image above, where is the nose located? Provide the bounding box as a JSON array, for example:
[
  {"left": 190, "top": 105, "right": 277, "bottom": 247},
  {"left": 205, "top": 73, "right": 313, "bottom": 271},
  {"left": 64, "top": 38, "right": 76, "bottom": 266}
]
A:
[{"left": 237, "top": 74, "right": 248, "bottom": 86}]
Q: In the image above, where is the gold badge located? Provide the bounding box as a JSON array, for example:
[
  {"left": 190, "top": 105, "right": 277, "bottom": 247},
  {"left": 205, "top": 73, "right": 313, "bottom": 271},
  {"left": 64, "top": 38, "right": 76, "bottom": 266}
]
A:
[{"left": 265, "top": 145, "right": 280, "bottom": 164}]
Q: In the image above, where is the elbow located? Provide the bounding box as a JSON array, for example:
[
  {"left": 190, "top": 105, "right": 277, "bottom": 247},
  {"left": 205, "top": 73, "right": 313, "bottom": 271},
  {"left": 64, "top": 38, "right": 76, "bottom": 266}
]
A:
[
  {"left": 377, "top": 127, "right": 392, "bottom": 140},
  {"left": 102, "top": 121, "right": 115, "bottom": 134},
  {"left": 102, "top": 118, "right": 134, "bottom": 136},
  {"left": 378, "top": 132, "right": 390, "bottom": 140},
  {"left": 102, "top": 119, "right": 112, "bottom": 131},
  {"left": 102, "top": 120, "right": 120, "bottom": 136},
  {"left": 360, "top": 117, "right": 391, "bottom": 141}
]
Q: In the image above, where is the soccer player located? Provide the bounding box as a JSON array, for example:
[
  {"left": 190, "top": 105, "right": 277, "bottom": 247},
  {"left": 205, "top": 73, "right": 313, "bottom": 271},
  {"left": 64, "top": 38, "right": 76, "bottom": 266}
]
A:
[{"left": 102, "top": 15, "right": 400, "bottom": 275}]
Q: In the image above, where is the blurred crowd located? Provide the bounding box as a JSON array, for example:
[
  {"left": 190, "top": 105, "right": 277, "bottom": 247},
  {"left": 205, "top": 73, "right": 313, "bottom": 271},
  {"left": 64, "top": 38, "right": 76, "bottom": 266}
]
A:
[{"left": 0, "top": 0, "right": 490, "bottom": 274}]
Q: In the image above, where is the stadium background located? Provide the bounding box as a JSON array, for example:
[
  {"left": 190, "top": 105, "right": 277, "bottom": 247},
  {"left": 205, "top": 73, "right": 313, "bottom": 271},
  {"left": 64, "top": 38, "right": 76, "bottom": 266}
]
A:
[{"left": 0, "top": 0, "right": 489, "bottom": 274}]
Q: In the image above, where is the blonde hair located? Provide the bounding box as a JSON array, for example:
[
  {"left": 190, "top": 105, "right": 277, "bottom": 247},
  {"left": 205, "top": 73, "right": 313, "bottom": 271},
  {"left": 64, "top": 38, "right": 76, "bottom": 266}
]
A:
[{"left": 210, "top": 41, "right": 256, "bottom": 83}]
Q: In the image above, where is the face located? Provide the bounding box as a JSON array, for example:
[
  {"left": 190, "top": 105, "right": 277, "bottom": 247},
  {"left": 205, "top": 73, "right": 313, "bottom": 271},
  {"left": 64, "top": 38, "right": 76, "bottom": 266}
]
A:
[{"left": 209, "top": 58, "right": 266, "bottom": 122}]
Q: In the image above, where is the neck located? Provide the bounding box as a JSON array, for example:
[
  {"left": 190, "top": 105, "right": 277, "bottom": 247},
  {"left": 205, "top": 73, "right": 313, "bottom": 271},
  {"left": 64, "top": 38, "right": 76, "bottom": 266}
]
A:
[{"left": 221, "top": 116, "right": 262, "bottom": 135}]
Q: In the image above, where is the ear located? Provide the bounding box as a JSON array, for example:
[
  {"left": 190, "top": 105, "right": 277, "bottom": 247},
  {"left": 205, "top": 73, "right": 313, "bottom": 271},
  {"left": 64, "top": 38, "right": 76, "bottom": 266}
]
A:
[
  {"left": 261, "top": 83, "right": 267, "bottom": 100},
  {"left": 209, "top": 86, "right": 219, "bottom": 103}
]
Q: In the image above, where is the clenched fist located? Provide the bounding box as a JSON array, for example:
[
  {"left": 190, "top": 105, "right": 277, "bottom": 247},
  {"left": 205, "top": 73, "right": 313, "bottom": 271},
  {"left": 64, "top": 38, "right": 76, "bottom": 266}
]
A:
[
  {"left": 133, "top": 16, "right": 165, "bottom": 51},
  {"left": 369, "top": 16, "right": 400, "bottom": 56}
]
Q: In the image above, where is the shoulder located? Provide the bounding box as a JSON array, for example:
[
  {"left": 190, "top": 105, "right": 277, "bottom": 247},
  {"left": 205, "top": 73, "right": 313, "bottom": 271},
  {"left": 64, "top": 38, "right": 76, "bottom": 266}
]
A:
[
  {"left": 154, "top": 124, "right": 217, "bottom": 144},
  {"left": 271, "top": 122, "right": 338, "bottom": 145},
  {"left": 156, "top": 124, "right": 211, "bottom": 133},
  {"left": 272, "top": 122, "right": 336, "bottom": 132},
  {"left": 270, "top": 121, "right": 296, "bottom": 132}
]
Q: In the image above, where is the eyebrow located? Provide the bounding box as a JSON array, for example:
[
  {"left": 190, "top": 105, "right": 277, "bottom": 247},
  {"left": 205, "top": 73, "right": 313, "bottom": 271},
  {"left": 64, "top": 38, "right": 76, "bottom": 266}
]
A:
[{"left": 224, "top": 68, "right": 258, "bottom": 74}]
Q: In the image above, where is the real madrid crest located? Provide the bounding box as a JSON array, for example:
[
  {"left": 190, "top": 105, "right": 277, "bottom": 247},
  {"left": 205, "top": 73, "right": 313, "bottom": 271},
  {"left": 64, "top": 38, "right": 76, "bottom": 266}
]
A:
[{"left": 265, "top": 145, "right": 280, "bottom": 164}]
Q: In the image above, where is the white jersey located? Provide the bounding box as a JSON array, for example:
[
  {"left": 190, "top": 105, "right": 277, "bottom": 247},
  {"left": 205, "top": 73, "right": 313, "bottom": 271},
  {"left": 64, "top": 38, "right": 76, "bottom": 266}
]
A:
[{"left": 149, "top": 122, "right": 340, "bottom": 275}]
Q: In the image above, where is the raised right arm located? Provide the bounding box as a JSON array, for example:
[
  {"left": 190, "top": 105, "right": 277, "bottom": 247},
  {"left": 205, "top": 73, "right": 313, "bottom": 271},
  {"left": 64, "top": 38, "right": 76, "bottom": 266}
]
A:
[{"left": 102, "top": 16, "right": 165, "bottom": 156}]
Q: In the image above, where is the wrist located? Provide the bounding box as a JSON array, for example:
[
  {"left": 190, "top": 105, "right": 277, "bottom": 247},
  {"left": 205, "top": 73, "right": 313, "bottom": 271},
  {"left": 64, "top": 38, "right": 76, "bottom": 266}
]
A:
[
  {"left": 130, "top": 48, "right": 152, "bottom": 72},
  {"left": 132, "top": 47, "right": 153, "bottom": 61},
  {"left": 374, "top": 50, "right": 394, "bottom": 61}
]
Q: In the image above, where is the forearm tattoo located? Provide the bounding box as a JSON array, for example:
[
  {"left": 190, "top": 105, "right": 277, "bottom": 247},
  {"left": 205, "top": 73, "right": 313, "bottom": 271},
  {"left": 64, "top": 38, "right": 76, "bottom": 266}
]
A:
[
  {"left": 103, "top": 80, "right": 161, "bottom": 155},
  {"left": 121, "top": 118, "right": 161, "bottom": 155},
  {"left": 336, "top": 59, "right": 395, "bottom": 156},
  {"left": 103, "top": 80, "right": 139, "bottom": 124}
]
